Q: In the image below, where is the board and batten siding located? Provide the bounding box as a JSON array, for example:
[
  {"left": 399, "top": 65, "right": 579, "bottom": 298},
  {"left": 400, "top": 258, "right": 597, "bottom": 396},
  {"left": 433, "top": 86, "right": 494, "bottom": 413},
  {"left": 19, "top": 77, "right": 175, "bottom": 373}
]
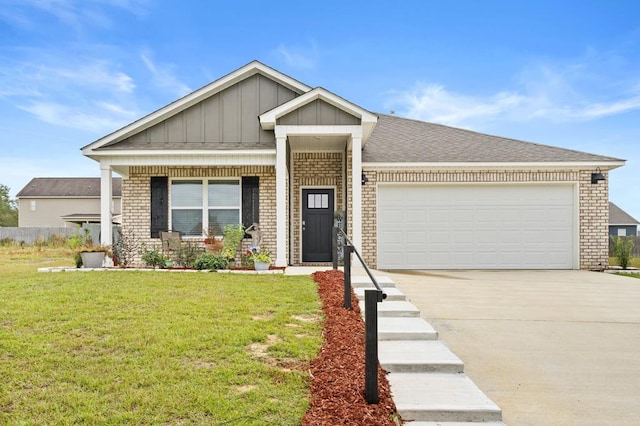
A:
[
  {"left": 278, "top": 99, "right": 361, "bottom": 126},
  {"left": 117, "top": 74, "right": 299, "bottom": 147}
]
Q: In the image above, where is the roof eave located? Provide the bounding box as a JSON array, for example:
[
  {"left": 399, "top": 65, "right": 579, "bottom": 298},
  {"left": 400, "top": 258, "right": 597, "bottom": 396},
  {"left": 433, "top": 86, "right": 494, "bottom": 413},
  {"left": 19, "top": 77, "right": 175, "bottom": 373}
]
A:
[{"left": 362, "top": 160, "right": 626, "bottom": 170}]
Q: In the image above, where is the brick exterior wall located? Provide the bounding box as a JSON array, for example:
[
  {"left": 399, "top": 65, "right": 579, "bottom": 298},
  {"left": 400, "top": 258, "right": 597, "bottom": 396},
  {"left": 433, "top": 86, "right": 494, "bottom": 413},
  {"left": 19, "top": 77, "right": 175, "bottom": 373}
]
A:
[
  {"left": 361, "top": 169, "right": 609, "bottom": 270},
  {"left": 292, "top": 152, "right": 344, "bottom": 263},
  {"left": 122, "top": 164, "right": 609, "bottom": 270},
  {"left": 122, "top": 166, "right": 276, "bottom": 266}
]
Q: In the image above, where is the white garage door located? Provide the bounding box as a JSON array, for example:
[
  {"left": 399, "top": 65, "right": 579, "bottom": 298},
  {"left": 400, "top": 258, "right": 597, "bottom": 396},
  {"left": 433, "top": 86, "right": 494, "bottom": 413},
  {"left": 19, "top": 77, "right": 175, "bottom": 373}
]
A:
[{"left": 377, "top": 184, "right": 576, "bottom": 270}]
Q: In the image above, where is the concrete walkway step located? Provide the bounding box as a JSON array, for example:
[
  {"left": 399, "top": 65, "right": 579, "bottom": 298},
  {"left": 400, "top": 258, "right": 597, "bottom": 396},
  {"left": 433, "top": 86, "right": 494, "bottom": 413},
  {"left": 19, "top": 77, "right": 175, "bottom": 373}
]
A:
[
  {"left": 379, "top": 340, "right": 464, "bottom": 373},
  {"left": 378, "top": 317, "right": 438, "bottom": 340},
  {"left": 388, "top": 373, "right": 502, "bottom": 423},
  {"left": 358, "top": 300, "right": 420, "bottom": 317},
  {"left": 354, "top": 286, "right": 406, "bottom": 301},
  {"left": 350, "top": 275, "right": 396, "bottom": 288}
]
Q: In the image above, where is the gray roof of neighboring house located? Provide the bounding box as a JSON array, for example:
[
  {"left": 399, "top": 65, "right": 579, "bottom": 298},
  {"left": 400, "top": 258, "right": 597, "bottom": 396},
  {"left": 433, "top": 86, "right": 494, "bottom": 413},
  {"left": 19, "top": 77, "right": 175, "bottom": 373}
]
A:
[
  {"left": 16, "top": 178, "right": 122, "bottom": 198},
  {"left": 609, "top": 202, "right": 640, "bottom": 225},
  {"left": 363, "top": 114, "right": 623, "bottom": 163}
]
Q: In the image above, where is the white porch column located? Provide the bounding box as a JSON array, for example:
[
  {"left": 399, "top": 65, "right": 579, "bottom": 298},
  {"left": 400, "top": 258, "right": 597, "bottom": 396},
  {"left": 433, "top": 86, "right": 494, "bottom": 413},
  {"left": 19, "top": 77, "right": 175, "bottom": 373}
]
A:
[
  {"left": 275, "top": 130, "right": 288, "bottom": 266},
  {"left": 351, "top": 133, "right": 363, "bottom": 251},
  {"left": 100, "top": 165, "right": 113, "bottom": 247}
]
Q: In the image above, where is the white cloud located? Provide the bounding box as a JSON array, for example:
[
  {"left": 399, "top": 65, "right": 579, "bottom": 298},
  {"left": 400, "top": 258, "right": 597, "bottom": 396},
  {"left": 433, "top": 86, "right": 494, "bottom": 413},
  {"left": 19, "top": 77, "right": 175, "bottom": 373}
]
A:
[
  {"left": 1, "top": 0, "right": 149, "bottom": 30},
  {"left": 141, "top": 51, "right": 192, "bottom": 98},
  {"left": 276, "top": 43, "right": 318, "bottom": 69},
  {"left": 0, "top": 51, "right": 140, "bottom": 132},
  {"left": 18, "top": 101, "right": 137, "bottom": 133},
  {"left": 386, "top": 55, "right": 640, "bottom": 128}
]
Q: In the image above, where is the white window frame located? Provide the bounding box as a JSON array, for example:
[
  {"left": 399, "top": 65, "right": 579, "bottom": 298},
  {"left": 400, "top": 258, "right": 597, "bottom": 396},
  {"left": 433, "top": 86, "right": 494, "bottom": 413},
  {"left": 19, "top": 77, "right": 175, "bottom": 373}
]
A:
[
  {"left": 617, "top": 228, "right": 627, "bottom": 237},
  {"left": 169, "top": 177, "right": 241, "bottom": 237}
]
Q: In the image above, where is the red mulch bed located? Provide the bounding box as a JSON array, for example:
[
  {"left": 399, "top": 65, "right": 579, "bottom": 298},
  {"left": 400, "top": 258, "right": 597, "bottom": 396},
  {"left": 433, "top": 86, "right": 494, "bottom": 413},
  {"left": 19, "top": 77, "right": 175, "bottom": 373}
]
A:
[{"left": 302, "top": 270, "right": 399, "bottom": 425}]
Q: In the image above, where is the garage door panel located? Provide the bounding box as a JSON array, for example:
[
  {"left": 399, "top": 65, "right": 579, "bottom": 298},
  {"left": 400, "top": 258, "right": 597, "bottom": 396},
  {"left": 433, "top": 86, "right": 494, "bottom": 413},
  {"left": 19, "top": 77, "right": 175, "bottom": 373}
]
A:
[
  {"left": 378, "top": 184, "right": 575, "bottom": 270},
  {"left": 453, "top": 230, "right": 474, "bottom": 243}
]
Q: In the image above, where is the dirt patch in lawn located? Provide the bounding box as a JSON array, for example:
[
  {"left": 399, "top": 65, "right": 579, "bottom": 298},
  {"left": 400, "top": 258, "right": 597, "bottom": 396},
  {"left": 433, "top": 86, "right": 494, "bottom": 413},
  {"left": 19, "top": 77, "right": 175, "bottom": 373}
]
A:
[{"left": 303, "top": 270, "right": 399, "bottom": 425}]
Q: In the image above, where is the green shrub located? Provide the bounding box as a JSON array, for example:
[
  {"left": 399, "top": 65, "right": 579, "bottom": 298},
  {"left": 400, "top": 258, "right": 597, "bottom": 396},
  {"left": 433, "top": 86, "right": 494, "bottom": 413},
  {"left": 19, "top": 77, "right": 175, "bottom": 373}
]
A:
[
  {"left": 611, "top": 236, "right": 634, "bottom": 270},
  {"left": 68, "top": 229, "right": 92, "bottom": 250},
  {"left": 222, "top": 223, "right": 245, "bottom": 261},
  {"left": 172, "top": 242, "right": 202, "bottom": 268},
  {"left": 140, "top": 244, "right": 165, "bottom": 269},
  {"left": 194, "top": 253, "right": 228, "bottom": 270},
  {"left": 73, "top": 252, "right": 83, "bottom": 268},
  {"left": 0, "top": 237, "right": 14, "bottom": 247},
  {"left": 112, "top": 228, "right": 139, "bottom": 268}
]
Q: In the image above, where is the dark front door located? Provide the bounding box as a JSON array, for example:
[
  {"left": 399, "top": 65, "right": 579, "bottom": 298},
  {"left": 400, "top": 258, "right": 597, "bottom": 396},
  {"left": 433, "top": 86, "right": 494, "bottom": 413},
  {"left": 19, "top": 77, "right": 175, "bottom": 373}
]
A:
[{"left": 302, "top": 188, "right": 334, "bottom": 262}]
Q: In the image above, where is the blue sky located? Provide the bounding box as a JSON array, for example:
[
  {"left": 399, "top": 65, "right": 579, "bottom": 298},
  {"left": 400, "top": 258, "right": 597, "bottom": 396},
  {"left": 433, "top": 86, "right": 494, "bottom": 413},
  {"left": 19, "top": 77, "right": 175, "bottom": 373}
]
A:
[{"left": 1, "top": 0, "right": 639, "bottom": 218}]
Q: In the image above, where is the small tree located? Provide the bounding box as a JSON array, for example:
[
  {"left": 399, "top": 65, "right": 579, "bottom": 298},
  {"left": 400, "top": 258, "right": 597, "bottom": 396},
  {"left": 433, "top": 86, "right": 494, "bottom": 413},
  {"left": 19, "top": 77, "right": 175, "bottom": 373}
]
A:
[
  {"left": 221, "top": 223, "right": 245, "bottom": 262},
  {"left": 0, "top": 184, "right": 18, "bottom": 227},
  {"left": 611, "top": 236, "right": 634, "bottom": 270}
]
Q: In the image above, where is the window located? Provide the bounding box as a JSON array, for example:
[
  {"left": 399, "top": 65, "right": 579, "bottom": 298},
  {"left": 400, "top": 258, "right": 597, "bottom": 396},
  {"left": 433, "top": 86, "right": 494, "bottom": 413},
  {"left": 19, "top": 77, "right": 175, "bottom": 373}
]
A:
[
  {"left": 618, "top": 228, "right": 627, "bottom": 237},
  {"left": 307, "top": 193, "right": 329, "bottom": 209},
  {"left": 170, "top": 179, "right": 240, "bottom": 236},
  {"left": 30, "top": 200, "right": 36, "bottom": 211}
]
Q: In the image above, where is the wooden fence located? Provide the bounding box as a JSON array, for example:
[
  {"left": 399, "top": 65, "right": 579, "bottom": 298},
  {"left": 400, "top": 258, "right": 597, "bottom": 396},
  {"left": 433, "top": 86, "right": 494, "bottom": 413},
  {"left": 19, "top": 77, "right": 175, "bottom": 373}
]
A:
[{"left": 0, "top": 225, "right": 100, "bottom": 245}]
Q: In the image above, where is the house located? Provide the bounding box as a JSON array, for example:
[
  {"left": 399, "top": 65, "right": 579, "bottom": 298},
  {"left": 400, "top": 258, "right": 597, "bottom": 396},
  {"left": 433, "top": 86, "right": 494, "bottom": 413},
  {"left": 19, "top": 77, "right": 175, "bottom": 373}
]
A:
[
  {"left": 17, "top": 177, "right": 122, "bottom": 227},
  {"left": 81, "top": 61, "right": 625, "bottom": 270},
  {"left": 609, "top": 202, "right": 639, "bottom": 237}
]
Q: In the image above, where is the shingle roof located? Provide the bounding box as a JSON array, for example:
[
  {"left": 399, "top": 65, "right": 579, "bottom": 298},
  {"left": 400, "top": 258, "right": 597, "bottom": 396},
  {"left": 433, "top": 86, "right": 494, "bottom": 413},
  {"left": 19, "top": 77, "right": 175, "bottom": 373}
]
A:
[
  {"left": 16, "top": 178, "right": 122, "bottom": 198},
  {"left": 363, "top": 114, "right": 623, "bottom": 163},
  {"left": 609, "top": 202, "right": 640, "bottom": 225}
]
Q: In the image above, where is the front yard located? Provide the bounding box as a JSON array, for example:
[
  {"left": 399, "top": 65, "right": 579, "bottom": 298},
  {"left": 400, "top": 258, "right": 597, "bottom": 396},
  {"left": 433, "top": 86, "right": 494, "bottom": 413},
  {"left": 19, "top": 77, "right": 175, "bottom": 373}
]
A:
[{"left": 0, "top": 247, "right": 323, "bottom": 424}]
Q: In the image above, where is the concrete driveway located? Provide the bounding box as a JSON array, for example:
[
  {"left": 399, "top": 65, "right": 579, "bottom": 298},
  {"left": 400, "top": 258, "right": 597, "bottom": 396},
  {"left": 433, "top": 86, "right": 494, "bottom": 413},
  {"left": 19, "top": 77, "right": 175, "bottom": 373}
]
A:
[{"left": 381, "top": 270, "right": 640, "bottom": 426}]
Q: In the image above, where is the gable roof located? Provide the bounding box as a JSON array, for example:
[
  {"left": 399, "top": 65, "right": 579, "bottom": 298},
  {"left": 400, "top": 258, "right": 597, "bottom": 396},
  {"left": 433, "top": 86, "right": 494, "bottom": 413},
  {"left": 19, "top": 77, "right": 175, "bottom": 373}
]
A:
[
  {"left": 363, "top": 114, "right": 624, "bottom": 165},
  {"left": 16, "top": 178, "right": 122, "bottom": 198},
  {"left": 259, "top": 87, "right": 378, "bottom": 140},
  {"left": 82, "top": 61, "right": 311, "bottom": 154},
  {"left": 609, "top": 202, "right": 640, "bottom": 225}
]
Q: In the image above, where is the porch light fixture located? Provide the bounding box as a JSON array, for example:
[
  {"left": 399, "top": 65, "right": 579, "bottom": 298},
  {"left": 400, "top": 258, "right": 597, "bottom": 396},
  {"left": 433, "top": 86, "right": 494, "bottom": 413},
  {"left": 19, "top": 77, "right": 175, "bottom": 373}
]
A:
[
  {"left": 591, "top": 168, "right": 606, "bottom": 184},
  {"left": 361, "top": 172, "right": 369, "bottom": 185}
]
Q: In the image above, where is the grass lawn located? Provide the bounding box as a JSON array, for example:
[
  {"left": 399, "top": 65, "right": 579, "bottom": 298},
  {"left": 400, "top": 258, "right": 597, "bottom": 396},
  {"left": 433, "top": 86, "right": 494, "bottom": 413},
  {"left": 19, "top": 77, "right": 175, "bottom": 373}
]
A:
[{"left": 0, "top": 246, "right": 323, "bottom": 425}]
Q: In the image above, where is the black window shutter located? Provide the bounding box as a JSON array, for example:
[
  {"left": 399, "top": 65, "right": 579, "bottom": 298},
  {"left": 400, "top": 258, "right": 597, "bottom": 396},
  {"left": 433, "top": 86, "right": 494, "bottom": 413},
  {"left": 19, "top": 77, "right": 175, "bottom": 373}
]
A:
[
  {"left": 242, "top": 177, "right": 259, "bottom": 237},
  {"left": 150, "top": 177, "right": 168, "bottom": 238}
]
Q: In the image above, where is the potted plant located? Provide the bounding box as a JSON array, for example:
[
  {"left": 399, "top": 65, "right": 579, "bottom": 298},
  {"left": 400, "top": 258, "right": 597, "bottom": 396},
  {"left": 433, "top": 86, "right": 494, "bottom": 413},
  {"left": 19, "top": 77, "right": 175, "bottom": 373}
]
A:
[
  {"left": 248, "top": 247, "right": 272, "bottom": 271},
  {"left": 76, "top": 244, "right": 111, "bottom": 268}
]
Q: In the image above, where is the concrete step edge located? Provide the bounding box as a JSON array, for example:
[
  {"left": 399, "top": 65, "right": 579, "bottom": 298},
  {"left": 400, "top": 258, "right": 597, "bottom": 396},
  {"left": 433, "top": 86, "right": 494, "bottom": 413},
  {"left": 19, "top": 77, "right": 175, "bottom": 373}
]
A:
[
  {"left": 379, "top": 340, "right": 464, "bottom": 373},
  {"left": 388, "top": 373, "right": 502, "bottom": 423},
  {"left": 358, "top": 300, "right": 421, "bottom": 318},
  {"left": 378, "top": 317, "right": 439, "bottom": 341}
]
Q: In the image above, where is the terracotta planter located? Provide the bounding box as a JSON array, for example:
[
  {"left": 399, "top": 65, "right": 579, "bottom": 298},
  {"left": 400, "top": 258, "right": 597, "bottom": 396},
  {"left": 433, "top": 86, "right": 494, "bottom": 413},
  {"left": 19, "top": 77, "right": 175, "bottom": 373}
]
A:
[{"left": 80, "top": 251, "right": 106, "bottom": 268}]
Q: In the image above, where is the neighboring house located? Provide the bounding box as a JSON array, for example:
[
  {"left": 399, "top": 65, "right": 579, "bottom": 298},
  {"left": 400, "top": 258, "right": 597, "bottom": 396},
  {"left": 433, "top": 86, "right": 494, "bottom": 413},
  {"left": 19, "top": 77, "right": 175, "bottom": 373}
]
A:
[
  {"left": 82, "top": 61, "right": 625, "bottom": 270},
  {"left": 16, "top": 177, "right": 122, "bottom": 228},
  {"left": 609, "top": 202, "right": 639, "bottom": 237}
]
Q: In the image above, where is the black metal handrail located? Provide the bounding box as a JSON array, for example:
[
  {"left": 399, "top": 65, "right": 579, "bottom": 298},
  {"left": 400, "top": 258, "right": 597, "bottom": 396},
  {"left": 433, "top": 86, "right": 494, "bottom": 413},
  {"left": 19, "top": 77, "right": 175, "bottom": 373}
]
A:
[{"left": 332, "top": 226, "right": 386, "bottom": 404}]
